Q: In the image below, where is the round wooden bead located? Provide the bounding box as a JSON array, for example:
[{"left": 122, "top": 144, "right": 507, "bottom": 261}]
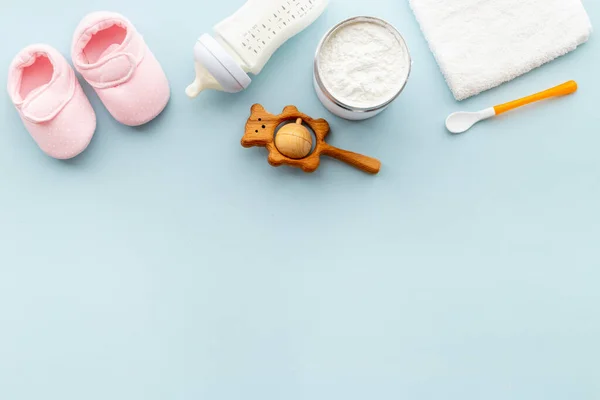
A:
[
  {"left": 274, "top": 118, "right": 313, "bottom": 159},
  {"left": 275, "top": 118, "right": 312, "bottom": 159}
]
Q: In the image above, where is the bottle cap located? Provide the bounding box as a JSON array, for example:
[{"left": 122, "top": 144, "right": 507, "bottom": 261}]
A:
[{"left": 191, "top": 34, "right": 251, "bottom": 95}]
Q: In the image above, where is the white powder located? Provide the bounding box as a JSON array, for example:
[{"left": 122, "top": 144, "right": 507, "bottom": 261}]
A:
[{"left": 318, "top": 21, "right": 410, "bottom": 109}]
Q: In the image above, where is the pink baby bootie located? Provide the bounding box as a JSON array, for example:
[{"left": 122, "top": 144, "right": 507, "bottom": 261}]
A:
[
  {"left": 7, "top": 44, "right": 96, "bottom": 160},
  {"left": 71, "top": 11, "right": 170, "bottom": 126}
]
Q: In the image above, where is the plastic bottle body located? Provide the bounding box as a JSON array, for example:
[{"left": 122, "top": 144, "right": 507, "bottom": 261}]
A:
[
  {"left": 214, "top": 0, "right": 328, "bottom": 74},
  {"left": 187, "top": 0, "right": 328, "bottom": 98}
]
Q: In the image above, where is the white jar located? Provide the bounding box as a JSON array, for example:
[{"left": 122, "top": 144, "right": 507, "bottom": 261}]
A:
[{"left": 313, "top": 16, "right": 412, "bottom": 121}]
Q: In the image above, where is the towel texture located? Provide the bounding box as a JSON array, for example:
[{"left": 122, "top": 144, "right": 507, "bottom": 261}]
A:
[{"left": 409, "top": 0, "right": 593, "bottom": 100}]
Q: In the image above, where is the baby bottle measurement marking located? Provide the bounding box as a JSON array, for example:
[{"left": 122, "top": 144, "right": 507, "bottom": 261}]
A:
[{"left": 239, "top": 0, "right": 319, "bottom": 58}]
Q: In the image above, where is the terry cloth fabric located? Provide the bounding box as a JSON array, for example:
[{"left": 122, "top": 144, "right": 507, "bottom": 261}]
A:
[{"left": 409, "top": 0, "right": 593, "bottom": 101}]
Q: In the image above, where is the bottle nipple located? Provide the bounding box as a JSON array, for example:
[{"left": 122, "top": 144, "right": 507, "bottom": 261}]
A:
[
  {"left": 185, "top": 80, "right": 203, "bottom": 98},
  {"left": 186, "top": 61, "right": 224, "bottom": 98}
]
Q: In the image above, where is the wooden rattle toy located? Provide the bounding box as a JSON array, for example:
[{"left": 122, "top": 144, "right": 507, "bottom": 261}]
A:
[{"left": 241, "top": 104, "right": 381, "bottom": 174}]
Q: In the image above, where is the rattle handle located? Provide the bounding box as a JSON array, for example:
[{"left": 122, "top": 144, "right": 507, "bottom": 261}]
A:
[{"left": 321, "top": 145, "right": 381, "bottom": 174}]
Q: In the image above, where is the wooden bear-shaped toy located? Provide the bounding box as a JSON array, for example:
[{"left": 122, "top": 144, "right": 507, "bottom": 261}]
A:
[{"left": 241, "top": 104, "right": 381, "bottom": 174}]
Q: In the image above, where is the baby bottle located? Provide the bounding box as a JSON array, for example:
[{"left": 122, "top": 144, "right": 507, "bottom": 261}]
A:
[{"left": 186, "top": 0, "right": 329, "bottom": 98}]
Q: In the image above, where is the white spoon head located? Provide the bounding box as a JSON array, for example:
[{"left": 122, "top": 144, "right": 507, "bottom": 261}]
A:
[{"left": 445, "top": 108, "right": 495, "bottom": 134}]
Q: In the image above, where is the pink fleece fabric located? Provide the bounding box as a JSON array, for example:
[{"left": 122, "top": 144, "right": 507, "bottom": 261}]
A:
[
  {"left": 7, "top": 44, "right": 96, "bottom": 159},
  {"left": 71, "top": 12, "right": 170, "bottom": 126}
]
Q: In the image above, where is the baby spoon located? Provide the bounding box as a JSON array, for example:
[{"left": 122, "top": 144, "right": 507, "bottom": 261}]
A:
[{"left": 445, "top": 80, "right": 578, "bottom": 134}]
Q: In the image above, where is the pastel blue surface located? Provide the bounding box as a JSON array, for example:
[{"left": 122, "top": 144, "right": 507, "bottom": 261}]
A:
[{"left": 1, "top": 0, "right": 599, "bottom": 399}]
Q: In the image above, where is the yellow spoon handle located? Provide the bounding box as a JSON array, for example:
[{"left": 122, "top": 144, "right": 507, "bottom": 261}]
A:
[{"left": 493, "top": 80, "right": 578, "bottom": 115}]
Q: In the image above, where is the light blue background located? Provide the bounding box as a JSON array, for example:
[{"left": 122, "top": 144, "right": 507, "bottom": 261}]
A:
[{"left": 1, "top": 0, "right": 599, "bottom": 399}]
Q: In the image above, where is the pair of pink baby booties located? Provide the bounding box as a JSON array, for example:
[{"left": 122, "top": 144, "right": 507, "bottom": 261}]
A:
[{"left": 7, "top": 11, "right": 170, "bottom": 160}]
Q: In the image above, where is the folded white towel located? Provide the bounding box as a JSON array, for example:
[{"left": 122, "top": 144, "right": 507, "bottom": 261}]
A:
[{"left": 409, "top": 0, "right": 593, "bottom": 100}]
